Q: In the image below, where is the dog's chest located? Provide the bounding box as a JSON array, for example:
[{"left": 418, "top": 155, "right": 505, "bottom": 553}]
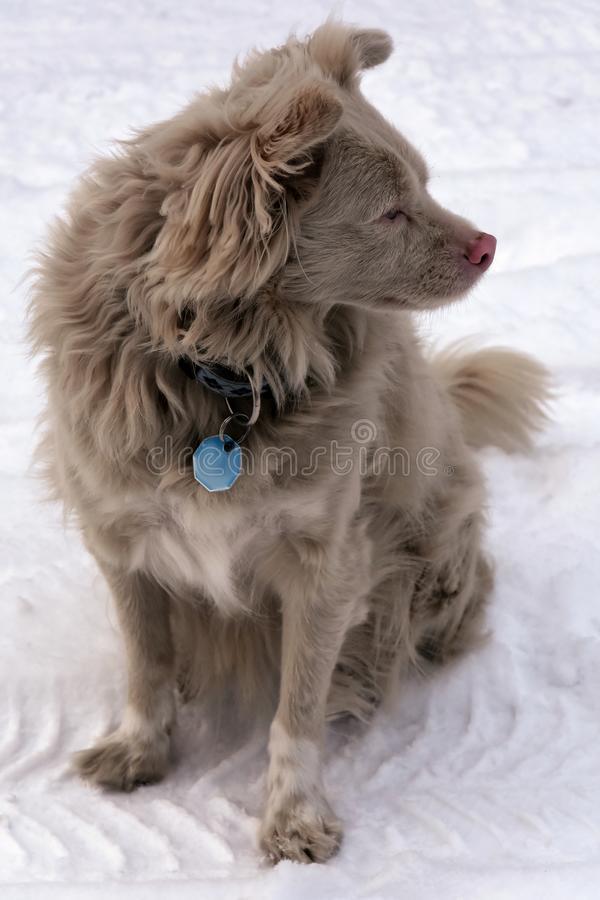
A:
[
  {"left": 126, "top": 479, "right": 335, "bottom": 614},
  {"left": 132, "top": 496, "right": 253, "bottom": 615}
]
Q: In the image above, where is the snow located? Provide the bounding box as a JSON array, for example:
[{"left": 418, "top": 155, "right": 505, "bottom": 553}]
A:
[{"left": 1, "top": 0, "right": 600, "bottom": 897}]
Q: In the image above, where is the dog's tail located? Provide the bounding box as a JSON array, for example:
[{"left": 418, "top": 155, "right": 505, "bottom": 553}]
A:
[{"left": 432, "top": 342, "right": 552, "bottom": 452}]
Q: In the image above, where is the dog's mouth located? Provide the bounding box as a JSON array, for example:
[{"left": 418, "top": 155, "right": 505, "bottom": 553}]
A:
[{"left": 379, "top": 234, "right": 497, "bottom": 310}]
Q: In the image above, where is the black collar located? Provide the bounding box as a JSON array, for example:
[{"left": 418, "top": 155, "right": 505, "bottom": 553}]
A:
[{"left": 179, "top": 358, "right": 269, "bottom": 399}]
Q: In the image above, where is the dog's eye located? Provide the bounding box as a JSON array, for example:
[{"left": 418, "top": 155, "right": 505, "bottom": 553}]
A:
[{"left": 381, "top": 208, "right": 405, "bottom": 222}]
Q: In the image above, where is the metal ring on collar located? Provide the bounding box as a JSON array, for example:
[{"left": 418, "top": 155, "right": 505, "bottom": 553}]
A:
[
  {"left": 218, "top": 412, "right": 252, "bottom": 445},
  {"left": 225, "top": 372, "right": 262, "bottom": 427}
]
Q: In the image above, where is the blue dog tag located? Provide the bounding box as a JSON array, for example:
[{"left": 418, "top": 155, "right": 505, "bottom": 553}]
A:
[{"left": 193, "top": 434, "right": 242, "bottom": 492}]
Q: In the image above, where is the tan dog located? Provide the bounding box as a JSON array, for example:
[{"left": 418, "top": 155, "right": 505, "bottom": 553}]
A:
[{"left": 29, "top": 21, "right": 550, "bottom": 863}]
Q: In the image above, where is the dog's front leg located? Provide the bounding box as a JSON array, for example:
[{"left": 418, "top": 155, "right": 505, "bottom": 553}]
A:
[
  {"left": 260, "top": 527, "right": 370, "bottom": 863},
  {"left": 74, "top": 567, "right": 175, "bottom": 791}
]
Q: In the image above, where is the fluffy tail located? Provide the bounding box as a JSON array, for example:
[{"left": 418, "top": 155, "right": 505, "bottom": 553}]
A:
[{"left": 432, "top": 342, "right": 552, "bottom": 452}]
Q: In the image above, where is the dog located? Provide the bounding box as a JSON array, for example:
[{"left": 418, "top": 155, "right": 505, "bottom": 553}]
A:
[{"left": 29, "top": 21, "right": 550, "bottom": 863}]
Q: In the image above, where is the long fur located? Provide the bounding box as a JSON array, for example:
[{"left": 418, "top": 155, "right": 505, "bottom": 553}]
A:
[
  {"left": 432, "top": 342, "right": 552, "bottom": 452},
  {"left": 28, "top": 20, "right": 551, "bottom": 863}
]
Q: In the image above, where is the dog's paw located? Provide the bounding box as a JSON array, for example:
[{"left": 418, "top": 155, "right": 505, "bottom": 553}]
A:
[
  {"left": 260, "top": 796, "right": 343, "bottom": 864},
  {"left": 73, "top": 731, "right": 170, "bottom": 792}
]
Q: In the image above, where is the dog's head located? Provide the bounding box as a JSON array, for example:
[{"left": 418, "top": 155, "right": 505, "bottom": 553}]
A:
[
  {"left": 287, "top": 25, "right": 497, "bottom": 311},
  {"left": 140, "top": 21, "right": 495, "bottom": 338}
]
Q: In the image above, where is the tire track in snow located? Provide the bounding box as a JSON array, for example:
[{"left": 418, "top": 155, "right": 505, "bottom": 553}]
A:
[
  {"left": 0, "top": 802, "right": 69, "bottom": 876},
  {"left": 0, "top": 686, "right": 65, "bottom": 785},
  {"left": 150, "top": 798, "right": 235, "bottom": 867},
  {"left": 0, "top": 688, "right": 23, "bottom": 770},
  {"left": 94, "top": 797, "right": 180, "bottom": 875},
  {"left": 50, "top": 801, "right": 128, "bottom": 877}
]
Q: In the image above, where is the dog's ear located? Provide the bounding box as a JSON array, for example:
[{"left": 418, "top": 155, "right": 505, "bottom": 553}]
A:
[
  {"left": 351, "top": 29, "right": 394, "bottom": 69},
  {"left": 309, "top": 22, "right": 393, "bottom": 86},
  {"left": 149, "top": 79, "right": 342, "bottom": 304},
  {"left": 248, "top": 79, "right": 342, "bottom": 222}
]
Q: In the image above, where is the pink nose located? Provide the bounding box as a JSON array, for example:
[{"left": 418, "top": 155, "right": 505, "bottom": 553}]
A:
[{"left": 464, "top": 233, "right": 497, "bottom": 271}]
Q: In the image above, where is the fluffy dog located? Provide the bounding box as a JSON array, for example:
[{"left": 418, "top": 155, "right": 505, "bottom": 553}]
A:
[{"left": 29, "top": 21, "right": 550, "bottom": 863}]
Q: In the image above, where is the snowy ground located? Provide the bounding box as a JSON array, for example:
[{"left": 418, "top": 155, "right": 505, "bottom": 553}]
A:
[{"left": 1, "top": 1, "right": 600, "bottom": 897}]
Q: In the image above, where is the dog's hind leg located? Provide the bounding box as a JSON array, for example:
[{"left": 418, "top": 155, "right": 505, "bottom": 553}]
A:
[
  {"left": 73, "top": 567, "right": 175, "bottom": 791},
  {"left": 327, "top": 555, "right": 424, "bottom": 723},
  {"left": 328, "top": 495, "right": 492, "bottom": 720},
  {"left": 410, "top": 534, "right": 492, "bottom": 668}
]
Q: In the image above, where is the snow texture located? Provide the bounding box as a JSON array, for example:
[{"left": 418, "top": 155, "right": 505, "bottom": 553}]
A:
[{"left": 1, "top": 1, "right": 600, "bottom": 897}]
